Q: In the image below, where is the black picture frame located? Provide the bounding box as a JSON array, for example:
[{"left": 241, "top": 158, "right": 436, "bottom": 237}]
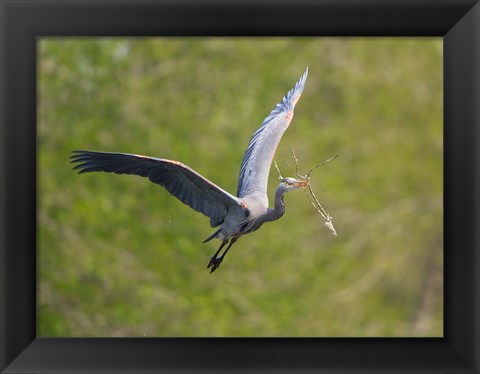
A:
[{"left": 1, "top": 1, "right": 479, "bottom": 373}]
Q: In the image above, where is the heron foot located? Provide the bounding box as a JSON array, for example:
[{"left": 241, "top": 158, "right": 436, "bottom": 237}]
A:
[{"left": 207, "top": 256, "right": 223, "bottom": 273}]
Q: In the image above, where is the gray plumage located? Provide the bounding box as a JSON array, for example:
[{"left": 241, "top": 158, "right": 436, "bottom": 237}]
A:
[
  {"left": 71, "top": 67, "right": 309, "bottom": 272},
  {"left": 237, "top": 67, "right": 308, "bottom": 202}
]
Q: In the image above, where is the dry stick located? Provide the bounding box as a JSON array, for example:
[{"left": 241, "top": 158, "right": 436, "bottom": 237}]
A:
[
  {"left": 292, "top": 148, "right": 332, "bottom": 218},
  {"left": 284, "top": 156, "right": 295, "bottom": 179},
  {"left": 308, "top": 183, "right": 337, "bottom": 236},
  {"left": 306, "top": 154, "right": 339, "bottom": 179},
  {"left": 273, "top": 159, "right": 283, "bottom": 180},
  {"left": 279, "top": 152, "right": 336, "bottom": 235},
  {"left": 291, "top": 148, "right": 338, "bottom": 236},
  {"left": 303, "top": 152, "right": 339, "bottom": 236}
]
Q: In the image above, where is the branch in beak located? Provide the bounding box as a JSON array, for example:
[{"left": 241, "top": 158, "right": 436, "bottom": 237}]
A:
[{"left": 293, "top": 180, "right": 310, "bottom": 188}]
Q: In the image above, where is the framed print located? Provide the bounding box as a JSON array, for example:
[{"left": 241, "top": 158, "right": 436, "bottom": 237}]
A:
[
  {"left": 36, "top": 37, "right": 445, "bottom": 338},
  {"left": 1, "top": 1, "right": 479, "bottom": 373}
]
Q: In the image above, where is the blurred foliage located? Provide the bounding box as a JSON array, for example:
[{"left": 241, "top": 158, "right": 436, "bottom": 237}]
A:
[{"left": 37, "top": 37, "right": 443, "bottom": 337}]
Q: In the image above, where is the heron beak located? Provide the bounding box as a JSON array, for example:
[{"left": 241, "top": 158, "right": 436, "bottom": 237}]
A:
[{"left": 293, "top": 180, "right": 309, "bottom": 188}]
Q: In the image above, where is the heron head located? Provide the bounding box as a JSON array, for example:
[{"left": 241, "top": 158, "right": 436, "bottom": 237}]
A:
[{"left": 279, "top": 177, "right": 309, "bottom": 192}]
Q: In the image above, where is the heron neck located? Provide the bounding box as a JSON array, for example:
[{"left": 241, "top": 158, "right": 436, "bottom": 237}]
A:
[{"left": 272, "top": 186, "right": 286, "bottom": 220}]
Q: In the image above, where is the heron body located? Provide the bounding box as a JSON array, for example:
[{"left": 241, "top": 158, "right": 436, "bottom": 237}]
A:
[{"left": 71, "top": 67, "right": 309, "bottom": 272}]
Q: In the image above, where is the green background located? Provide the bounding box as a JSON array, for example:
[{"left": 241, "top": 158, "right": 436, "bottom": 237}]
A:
[{"left": 38, "top": 38, "right": 443, "bottom": 337}]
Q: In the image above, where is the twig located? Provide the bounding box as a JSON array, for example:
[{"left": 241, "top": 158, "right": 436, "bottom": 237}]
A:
[
  {"left": 273, "top": 159, "right": 283, "bottom": 180},
  {"left": 290, "top": 148, "right": 338, "bottom": 236},
  {"left": 291, "top": 147, "right": 302, "bottom": 179},
  {"left": 307, "top": 183, "right": 337, "bottom": 236},
  {"left": 284, "top": 156, "right": 295, "bottom": 178},
  {"left": 306, "top": 154, "right": 339, "bottom": 179}
]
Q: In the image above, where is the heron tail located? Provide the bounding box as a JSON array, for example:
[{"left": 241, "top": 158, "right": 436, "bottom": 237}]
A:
[{"left": 202, "top": 228, "right": 221, "bottom": 243}]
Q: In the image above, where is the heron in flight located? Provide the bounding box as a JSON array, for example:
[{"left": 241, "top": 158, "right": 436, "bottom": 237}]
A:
[{"left": 71, "top": 67, "right": 310, "bottom": 272}]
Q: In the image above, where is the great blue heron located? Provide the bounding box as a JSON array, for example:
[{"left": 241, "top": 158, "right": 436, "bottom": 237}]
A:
[{"left": 71, "top": 67, "right": 310, "bottom": 272}]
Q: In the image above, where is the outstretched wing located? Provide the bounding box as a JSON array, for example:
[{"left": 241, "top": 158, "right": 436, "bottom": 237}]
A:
[
  {"left": 71, "top": 150, "right": 242, "bottom": 227},
  {"left": 236, "top": 67, "right": 308, "bottom": 203}
]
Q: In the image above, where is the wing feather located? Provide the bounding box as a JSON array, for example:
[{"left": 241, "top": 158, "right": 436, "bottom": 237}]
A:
[
  {"left": 71, "top": 150, "right": 242, "bottom": 227},
  {"left": 237, "top": 67, "right": 308, "bottom": 200}
]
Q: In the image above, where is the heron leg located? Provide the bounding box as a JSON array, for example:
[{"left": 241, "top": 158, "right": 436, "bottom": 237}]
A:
[
  {"left": 208, "top": 238, "right": 238, "bottom": 273},
  {"left": 207, "top": 239, "right": 228, "bottom": 269}
]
